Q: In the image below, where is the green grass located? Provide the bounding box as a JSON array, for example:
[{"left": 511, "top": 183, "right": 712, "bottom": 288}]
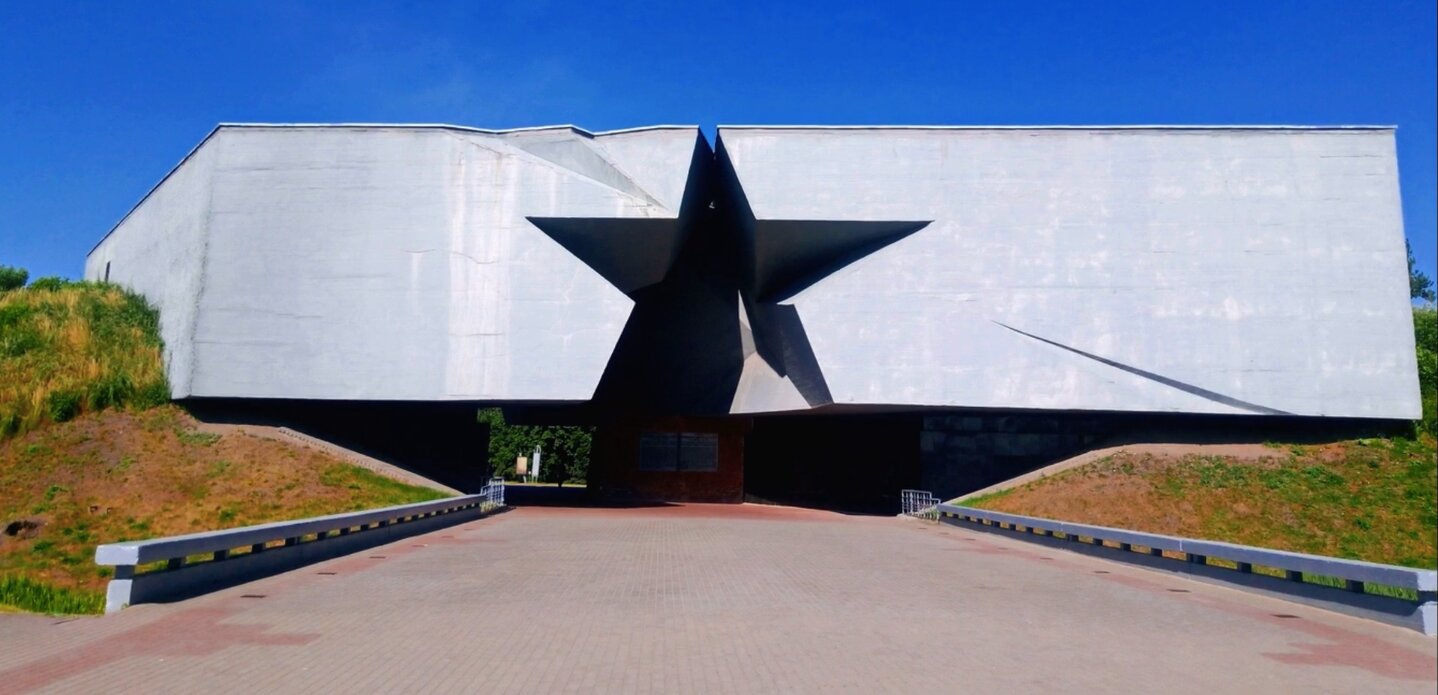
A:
[
  {"left": 963, "top": 435, "right": 1436, "bottom": 570},
  {"left": 960, "top": 486, "right": 1014, "bottom": 508},
  {"left": 177, "top": 430, "right": 221, "bottom": 447},
  {"left": 1, "top": 281, "right": 168, "bottom": 438},
  {"left": 1158, "top": 437, "right": 1436, "bottom": 568},
  {"left": 315, "top": 464, "right": 449, "bottom": 507},
  {"left": 0, "top": 575, "right": 105, "bottom": 615}
]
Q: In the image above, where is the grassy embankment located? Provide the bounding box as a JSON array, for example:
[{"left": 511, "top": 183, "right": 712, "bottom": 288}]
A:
[
  {"left": 0, "top": 282, "right": 446, "bottom": 614},
  {"left": 963, "top": 308, "right": 1438, "bottom": 591},
  {"left": 965, "top": 438, "right": 1435, "bottom": 569},
  {"left": 0, "top": 280, "right": 169, "bottom": 437}
]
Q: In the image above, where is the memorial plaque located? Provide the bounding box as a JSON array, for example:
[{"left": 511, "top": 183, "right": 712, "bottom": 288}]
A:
[
  {"left": 678, "top": 433, "right": 719, "bottom": 471},
  {"left": 638, "top": 432, "right": 679, "bottom": 471}
]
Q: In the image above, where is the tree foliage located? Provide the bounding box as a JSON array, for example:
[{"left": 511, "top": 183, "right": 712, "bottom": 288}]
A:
[
  {"left": 0, "top": 265, "right": 27, "bottom": 292},
  {"left": 1409, "top": 241, "right": 1435, "bottom": 303},
  {"left": 26, "top": 276, "right": 75, "bottom": 292},
  {"left": 1415, "top": 307, "right": 1437, "bottom": 438},
  {"left": 477, "top": 408, "right": 591, "bottom": 484}
]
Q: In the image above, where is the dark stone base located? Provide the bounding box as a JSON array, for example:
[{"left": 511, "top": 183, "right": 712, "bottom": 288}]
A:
[
  {"left": 181, "top": 398, "right": 492, "bottom": 493},
  {"left": 920, "top": 413, "right": 1108, "bottom": 500},
  {"left": 919, "top": 409, "right": 1405, "bottom": 501},
  {"left": 588, "top": 417, "right": 748, "bottom": 503}
]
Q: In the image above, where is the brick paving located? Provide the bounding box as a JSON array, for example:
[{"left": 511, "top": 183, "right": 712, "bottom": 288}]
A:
[{"left": 0, "top": 503, "right": 1434, "bottom": 694}]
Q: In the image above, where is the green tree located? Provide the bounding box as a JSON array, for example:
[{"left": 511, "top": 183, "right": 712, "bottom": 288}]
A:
[
  {"left": 0, "top": 265, "right": 27, "bottom": 291},
  {"left": 1410, "top": 241, "right": 1435, "bottom": 303},
  {"left": 1414, "top": 307, "right": 1437, "bottom": 437},
  {"left": 477, "top": 408, "right": 591, "bottom": 484}
]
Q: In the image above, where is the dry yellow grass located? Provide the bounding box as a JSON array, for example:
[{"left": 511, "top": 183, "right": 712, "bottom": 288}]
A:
[
  {"left": 0, "top": 283, "right": 168, "bottom": 437},
  {"left": 1, "top": 406, "right": 447, "bottom": 613}
]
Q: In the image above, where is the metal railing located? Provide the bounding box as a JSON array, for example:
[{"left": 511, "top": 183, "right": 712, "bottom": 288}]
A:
[
  {"left": 487, "top": 476, "right": 505, "bottom": 507},
  {"left": 95, "top": 478, "right": 506, "bottom": 613},
  {"left": 901, "top": 490, "right": 940, "bottom": 520},
  {"left": 937, "top": 503, "right": 1437, "bottom": 635}
]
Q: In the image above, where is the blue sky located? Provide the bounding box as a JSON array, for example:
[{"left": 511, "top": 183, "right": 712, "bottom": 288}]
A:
[{"left": 2, "top": 0, "right": 1434, "bottom": 284}]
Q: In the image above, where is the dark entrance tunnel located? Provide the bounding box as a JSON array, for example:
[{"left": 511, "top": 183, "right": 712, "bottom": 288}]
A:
[
  {"left": 183, "top": 399, "right": 1407, "bottom": 514},
  {"left": 742, "top": 413, "right": 922, "bottom": 515}
]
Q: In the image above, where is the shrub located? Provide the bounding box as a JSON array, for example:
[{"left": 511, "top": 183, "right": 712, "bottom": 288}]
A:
[
  {"left": 0, "top": 305, "right": 41, "bottom": 358},
  {"left": 45, "top": 390, "right": 83, "bottom": 422},
  {"left": 1415, "top": 308, "right": 1437, "bottom": 438},
  {"left": 0, "top": 265, "right": 26, "bottom": 291},
  {"left": 87, "top": 371, "right": 134, "bottom": 410},
  {"left": 477, "top": 408, "right": 591, "bottom": 483},
  {"left": 133, "top": 378, "right": 172, "bottom": 409},
  {"left": 25, "top": 276, "right": 72, "bottom": 291}
]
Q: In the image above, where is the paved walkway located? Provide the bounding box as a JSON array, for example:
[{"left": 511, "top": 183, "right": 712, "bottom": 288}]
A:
[{"left": 0, "top": 504, "right": 1433, "bottom": 693}]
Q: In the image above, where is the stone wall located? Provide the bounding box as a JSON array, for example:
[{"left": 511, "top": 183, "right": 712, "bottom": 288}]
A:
[
  {"left": 588, "top": 417, "right": 748, "bottom": 503},
  {"left": 920, "top": 413, "right": 1110, "bottom": 500}
]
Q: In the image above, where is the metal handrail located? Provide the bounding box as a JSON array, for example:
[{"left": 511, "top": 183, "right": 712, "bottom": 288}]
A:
[
  {"left": 937, "top": 503, "right": 1436, "bottom": 593},
  {"left": 97, "top": 481, "right": 504, "bottom": 567},
  {"left": 901, "top": 489, "right": 940, "bottom": 519}
]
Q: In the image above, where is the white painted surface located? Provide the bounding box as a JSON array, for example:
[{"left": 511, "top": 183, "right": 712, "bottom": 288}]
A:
[
  {"left": 88, "top": 124, "right": 1418, "bottom": 418},
  {"left": 85, "top": 141, "right": 217, "bottom": 397},
  {"left": 87, "top": 125, "right": 700, "bottom": 401},
  {"left": 719, "top": 127, "right": 1418, "bottom": 418}
]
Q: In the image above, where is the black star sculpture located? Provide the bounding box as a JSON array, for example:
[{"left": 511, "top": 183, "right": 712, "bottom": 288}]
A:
[
  {"left": 716, "top": 146, "right": 930, "bottom": 409},
  {"left": 525, "top": 216, "right": 688, "bottom": 296},
  {"left": 528, "top": 155, "right": 931, "bottom": 414}
]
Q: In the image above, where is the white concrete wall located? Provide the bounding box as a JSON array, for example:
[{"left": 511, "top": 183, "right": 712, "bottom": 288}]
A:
[
  {"left": 89, "top": 125, "right": 700, "bottom": 402},
  {"left": 85, "top": 140, "right": 217, "bottom": 397},
  {"left": 719, "top": 127, "right": 1418, "bottom": 419},
  {"left": 91, "top": 124, "right": 1417, "bottom": 418}
]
